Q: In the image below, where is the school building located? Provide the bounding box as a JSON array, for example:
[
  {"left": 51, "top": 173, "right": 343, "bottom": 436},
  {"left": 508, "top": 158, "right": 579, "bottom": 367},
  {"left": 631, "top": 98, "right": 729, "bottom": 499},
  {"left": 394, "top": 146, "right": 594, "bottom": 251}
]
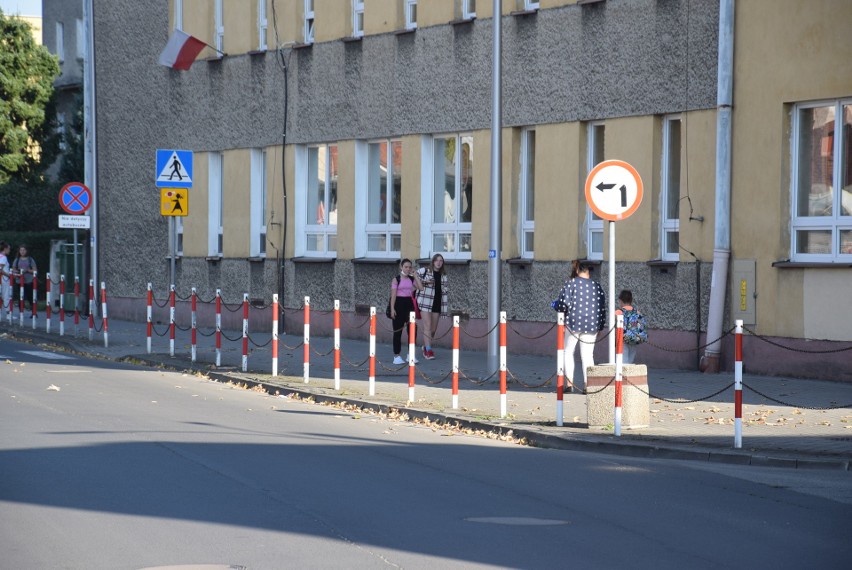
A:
[{"left": 61, "top": 0, "right": 851, "bottom": 380}]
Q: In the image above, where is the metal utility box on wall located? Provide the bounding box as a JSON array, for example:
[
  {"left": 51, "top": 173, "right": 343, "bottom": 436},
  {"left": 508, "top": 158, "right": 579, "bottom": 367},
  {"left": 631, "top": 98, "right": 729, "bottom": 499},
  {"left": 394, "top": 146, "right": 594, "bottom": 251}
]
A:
[{"left": 732, "top": 259, "right": 756, "bottom": 325}]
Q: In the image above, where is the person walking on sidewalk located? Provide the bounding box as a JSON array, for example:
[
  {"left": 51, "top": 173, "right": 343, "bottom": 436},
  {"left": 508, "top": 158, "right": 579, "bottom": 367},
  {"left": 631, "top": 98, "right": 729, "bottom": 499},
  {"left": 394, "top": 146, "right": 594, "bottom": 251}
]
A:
[
  {"left": 615, "top": 289, "right": 647, "bottom": 364},
  {"left": 416, "top": 254, "right": 448, "bottom": 360},
  {"left": 389, "top": 258, "right": 423, "bottom": 365},
  {"left": 12, "top": 244, "right": 37, "bottom": 312},
  {"left": 560, "top": 259, "right": 607, "bottom": 391},
  {"left": 0, "top": 242, "right": 12, "bottom": 320}
]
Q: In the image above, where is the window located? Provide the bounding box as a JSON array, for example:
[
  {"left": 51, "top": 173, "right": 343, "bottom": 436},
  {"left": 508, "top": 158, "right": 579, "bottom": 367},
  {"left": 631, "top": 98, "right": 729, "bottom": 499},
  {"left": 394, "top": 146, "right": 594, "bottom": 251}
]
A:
[
  {"left": 250, "top": 149, "right": 268, "bottom": 257},
  {"left": 661, "top": 115, "right": 682, "bottom": 261},
  {"left": 430, "top": 134, "right": 473, "bottom": 257},
  {"left": 75, "top": 19, "right": 84, "bottom": 59},
  {"left": 258, "top": 0, "right": 268, "bottom": 50},
  {"left": 524, "top": 0, "right": 540, "bottom": 10},
  {"left": 56, "top": 22, "right": 64, "bottom": 62},
  {"left": 304, "top": 0, "right": 315, "bottom": 43},
  {"left": 404, "top": 0, "right": 417, "bottom": 30},
  {"left": 297, "top": 144, "right": 338, "bottom": 256},
  {"left": 353, "top": 0, "right": 364, "bottom": 38},
  {"left": 520, "top": 128, "right": 536, "bottom": 258},
  {"left": 214, "top": 0, "right": 224, "bottom": 55},
  {"left": 586, "top": 122, "right": 605, "bottom": 259},
  {"left": 364, "top": 140, "right": 402, "bottom": 256},
  {"left": 174, "top": 0, "right": 183, "bottom": 30},
  {"left": 462, "top": 0, "right": 476, "bottom": 19},
  {"left": 208, "top": 152, "right": 223, "bottom": 256},
  {"left": 792, "top": 100, "right": 852, "bottom": 260}
]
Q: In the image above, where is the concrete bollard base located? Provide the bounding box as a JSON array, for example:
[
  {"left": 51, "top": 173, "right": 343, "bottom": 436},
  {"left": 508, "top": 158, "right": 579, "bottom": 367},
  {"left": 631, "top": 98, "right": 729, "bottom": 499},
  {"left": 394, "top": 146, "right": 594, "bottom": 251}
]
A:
[{"left": 586, "top": 364, "right": 650, "bottom": 429}]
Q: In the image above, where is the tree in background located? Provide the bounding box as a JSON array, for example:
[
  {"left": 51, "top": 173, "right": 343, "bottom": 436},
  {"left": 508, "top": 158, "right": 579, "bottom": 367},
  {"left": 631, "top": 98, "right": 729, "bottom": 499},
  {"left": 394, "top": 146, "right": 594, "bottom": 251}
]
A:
[{"left": 0, "top": 10, "right": 64, "bottom": 231}]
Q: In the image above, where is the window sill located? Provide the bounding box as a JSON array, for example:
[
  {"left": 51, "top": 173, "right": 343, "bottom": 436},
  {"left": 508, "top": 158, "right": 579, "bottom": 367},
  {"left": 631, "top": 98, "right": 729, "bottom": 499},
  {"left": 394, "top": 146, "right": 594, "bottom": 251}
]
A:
[
  {"left": 292, "top": 42, "right": 312, "bottom": 50},
  {"left": 205, "top": 255, "right": 222, "bottom": 263},
  {"left": 352, "top": 257, "right": 401, "bottom": 265},
  {"left": 341, "top": 35, "right": 363, "bottom": 43},
  {"left": 507, "top": 257, "right": 533, "bottom": 266},
  {"left": 395, "top": 28, "right": 416, "bottom": 36},
  {"left": 510, "top": 9, "right": 538, "bottom": 17},
  {"left": 292, "top": 256, "right": 335, "bottom": 264},
  {"left": 578, "top": 0, "right": 606, "bottom": 5},
  {"left": 247, "top": 49, "right": 267, "bottom": 56},
  {"left": 450, "top": 17, "right": 475, "bottom": 26},
  {"left": 646, "top": 259, "right": 679, "bottom": 268},
  {"left": 202, "top": 55, "right": 225, "bottom": 63},
  {"left": 772, "top": 260, "right": 852, "bottom": 268},
  {"left": 247, "top": 256, "right": 266, "bottom": 263}
]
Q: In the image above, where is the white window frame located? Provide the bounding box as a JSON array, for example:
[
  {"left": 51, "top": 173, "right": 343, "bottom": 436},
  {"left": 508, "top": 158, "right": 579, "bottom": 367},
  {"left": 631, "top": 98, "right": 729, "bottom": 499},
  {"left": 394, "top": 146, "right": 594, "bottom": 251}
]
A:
[
  {"left": 257, "top": 0, "right": 268, "bottom": 50},
  {"left": 304, "top": 0, "right": 315, "bottom": 43},
  {"left": 250, "top": 149, "right": 267, "bottom": 257},
  {"left": 357, "top": 139, "right": 402, "bottom": 259},
  {"left": 586, "top": 122, "right": 605, "bottom": 260},
  {"left": 75, "top": 19, "right": 84, "bottom": 59},
  {"left": 462, "top": 0, "right": 476, "bottom": 20},
  {"left": 208, "top": 152, "right": 223, "bottom": 257},
  {"left": 295, "top": 144, "right": 338, "bottom": 258},
  {"left": 214, "top": 0, "right": 224, "bottom": 55},
  {"left": 353, "top": 0, "right": 364, "bottom": 38},
  {"left": 174, "top": 0, "right": 183, "bottom": 31},
  {"left": 520, "top": 128, "right": 536, "bottom": 258},
  {"left": 56, "top": 22, "right": 64, "bottom": 63},
  {"left": 524, "top": 0, "right": 540, "bottom": 10},
  {"left": 404, "top": 0, "right": 417, "bottom": 31},
  {"left": 661, "top": 115, "right": 682, "bottom": 262},
  {"left": 791, "top": 99, "right": 852, "bottom": 261},
  {"left": 422, "top": 133, "right": 473, "bottom": 260}
]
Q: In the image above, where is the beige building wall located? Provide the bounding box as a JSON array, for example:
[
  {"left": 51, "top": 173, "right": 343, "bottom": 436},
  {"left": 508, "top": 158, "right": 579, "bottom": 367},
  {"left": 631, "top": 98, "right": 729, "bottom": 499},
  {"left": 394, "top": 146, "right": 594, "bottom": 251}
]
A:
[
  {"left": 222, "top": 149, "right": 251, "bottom": 257},
  {"left": 314, "top": 0, "right": 350, "bottom": 42},
  {"left": 364, "top": 0, "right": 403, "bottom": 35},
  {"left": 731, "top": 0, "right": 852, "bottom": 340},
  {"left": 535, "top": 122, "right": 583, "bottom": 261},
  {"left": 181, "top": 0, "right": 214, "bottom": 49},
  {"left": 400, "top": 135, "right": 422, "bottom": 259},
  {"left": 335, "top": 141, "right": 356, "bottom": 257},
  {"left": 678, "top": 110, "right": 717, "bottom": 262},
  {"left": 183, "top": 151, "right": 209, "bottom": 257}
]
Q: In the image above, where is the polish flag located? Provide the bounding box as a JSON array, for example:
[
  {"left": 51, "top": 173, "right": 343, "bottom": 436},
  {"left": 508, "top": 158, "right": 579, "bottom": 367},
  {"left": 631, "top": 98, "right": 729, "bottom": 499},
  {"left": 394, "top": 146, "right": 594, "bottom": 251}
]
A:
[{"left": 158, "top": 29, "right": 207, "bottom": 70}]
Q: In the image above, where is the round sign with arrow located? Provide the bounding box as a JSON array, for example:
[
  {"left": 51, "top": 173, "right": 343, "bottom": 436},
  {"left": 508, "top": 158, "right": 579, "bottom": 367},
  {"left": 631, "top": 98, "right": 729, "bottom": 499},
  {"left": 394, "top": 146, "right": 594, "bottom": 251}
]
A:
[{"left": 584, "top": 159, "right": 643, "bottom": 221}]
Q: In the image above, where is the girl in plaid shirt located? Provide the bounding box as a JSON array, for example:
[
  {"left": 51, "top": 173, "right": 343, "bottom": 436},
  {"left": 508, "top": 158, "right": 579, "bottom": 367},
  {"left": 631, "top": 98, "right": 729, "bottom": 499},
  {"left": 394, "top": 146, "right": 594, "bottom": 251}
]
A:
[{"left": 416, "top": 254, "right": 449, "bottom": 360}]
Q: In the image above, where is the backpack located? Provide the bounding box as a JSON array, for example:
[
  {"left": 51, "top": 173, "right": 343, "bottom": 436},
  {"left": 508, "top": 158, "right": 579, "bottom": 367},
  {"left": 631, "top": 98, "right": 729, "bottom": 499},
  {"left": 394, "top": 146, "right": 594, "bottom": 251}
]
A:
[{"left": 621, "top": 308, "right": 648, "bottom": 345}]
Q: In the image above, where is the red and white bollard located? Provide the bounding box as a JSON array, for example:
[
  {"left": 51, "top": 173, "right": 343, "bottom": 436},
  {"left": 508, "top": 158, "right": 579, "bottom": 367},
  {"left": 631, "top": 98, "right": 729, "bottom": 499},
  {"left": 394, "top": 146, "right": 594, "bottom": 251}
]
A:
[
  {"left": 146, "top": 283, "right": 154, "bottom": 353},
  {"left": 614, "top": 313, "right": 624, "bottom": 437},
  {"left": 303, "top": 296, "right": 310, "bottom": 383},
  {"left": 452, "top": 315, "right": 460, "bottom": 409},
  {"left": 271, "top": 294, "right": 279, "bottom": 377},
  {"left": 556, "top": 312, "right": 565, "bottom": 427},
  {"left": 333, "top": 300, "right": 341, "bottom": 390},
  {"left": 734, "top": 319, "right": 743, "bottom": 449},
  {"left": 499, "top": 312, "right": 507, "bottom": 418},
  {"left": 45, "top": 273, "right": 52, "bottom": 333},
  {"left": 18, "top": 273, "right": 25, "bottom": 327},
  {"left": 59, "top": 275, "right": 66, "bottom": 336},
  {"left": 408, "top": 312, "right": 416, "bottom": 403},
  {"left": 31, "top": 271, "right": 38, "bottom": 329},
  {"left": 73, "top": 276, "right": 80, "bottom": 336},
  {"left": 191, "top": 288, "right": 198, "bottom": 363},
  {"left": 215, "top": 289, "right": 222, "bottom": 367},
  {"left": 87, "top": 279, "right": 95, "bottom": 341},
  {"left": 368, "top": 307, "right": 376, "bottom": 396},
  {"left": 241, "top": 293, "right": 249, "bottom": 372},
  {"left": 100, "top": 281, "right": 109, "bottom": 348},
  {"left": 168, "top": 285, "right": 176, "bottom": 357}
]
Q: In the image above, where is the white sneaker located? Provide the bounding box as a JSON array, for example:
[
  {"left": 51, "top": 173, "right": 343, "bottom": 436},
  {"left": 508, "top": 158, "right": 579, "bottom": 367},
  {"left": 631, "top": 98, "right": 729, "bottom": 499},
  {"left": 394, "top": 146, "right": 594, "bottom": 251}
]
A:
[
  {"left": 393, "top": 355, "right": 406, "bottom": 365},
  {"left": 406, "top": 354, "right": 419, "bottom": 364}
]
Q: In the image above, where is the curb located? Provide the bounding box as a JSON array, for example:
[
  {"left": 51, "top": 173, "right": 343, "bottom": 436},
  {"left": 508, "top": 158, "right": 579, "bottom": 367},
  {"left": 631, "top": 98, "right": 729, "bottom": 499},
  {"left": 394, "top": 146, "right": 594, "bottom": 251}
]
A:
[{"left": 5, "top": 328, "right": 851, "bottom": 472}]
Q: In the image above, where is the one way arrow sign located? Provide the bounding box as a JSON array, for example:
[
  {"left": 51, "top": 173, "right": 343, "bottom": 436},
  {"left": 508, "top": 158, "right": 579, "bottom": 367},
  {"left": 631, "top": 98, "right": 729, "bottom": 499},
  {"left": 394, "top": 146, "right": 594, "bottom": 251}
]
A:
[{"left": 585, "top": 160, "right": 643, "bottom": 221}]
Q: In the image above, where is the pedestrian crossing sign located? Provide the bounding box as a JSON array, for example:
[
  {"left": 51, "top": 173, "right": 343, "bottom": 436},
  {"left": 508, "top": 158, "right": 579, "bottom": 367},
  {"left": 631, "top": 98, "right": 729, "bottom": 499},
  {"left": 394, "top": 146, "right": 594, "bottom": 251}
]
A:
[
  {"left": 160, "top": 188, "right": 188, "bottom": 216},
  {"left": 156, "top": 149, "right": 193, "bottom": 188}
]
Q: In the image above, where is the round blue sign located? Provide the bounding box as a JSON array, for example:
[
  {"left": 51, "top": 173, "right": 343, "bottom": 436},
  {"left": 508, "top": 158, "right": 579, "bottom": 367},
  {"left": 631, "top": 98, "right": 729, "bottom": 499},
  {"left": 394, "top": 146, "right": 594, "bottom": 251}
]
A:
[{"left": 59, "top": 182, "right": 92, "bottom": 215}]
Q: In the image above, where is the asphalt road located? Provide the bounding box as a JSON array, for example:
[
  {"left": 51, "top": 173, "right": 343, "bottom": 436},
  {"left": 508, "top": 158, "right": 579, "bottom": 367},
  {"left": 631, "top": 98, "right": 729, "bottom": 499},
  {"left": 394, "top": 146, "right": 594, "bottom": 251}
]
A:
[{"left": 1, "top": 337, "right": 850, "bottom": 570}]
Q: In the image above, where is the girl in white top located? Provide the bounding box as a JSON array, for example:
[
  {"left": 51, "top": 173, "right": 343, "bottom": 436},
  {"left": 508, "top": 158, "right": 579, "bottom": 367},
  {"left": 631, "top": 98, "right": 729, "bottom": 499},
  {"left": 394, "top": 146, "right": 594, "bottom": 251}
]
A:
[{"left": 0, "top": 241, "right": 12, "bottom": 319}]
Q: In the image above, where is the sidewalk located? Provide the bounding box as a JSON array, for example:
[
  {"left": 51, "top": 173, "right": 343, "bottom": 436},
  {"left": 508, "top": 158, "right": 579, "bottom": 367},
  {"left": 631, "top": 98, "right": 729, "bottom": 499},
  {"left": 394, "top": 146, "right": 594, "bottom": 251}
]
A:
[{"left": 2, "top": 314, "right": 851, "bottom": 470}]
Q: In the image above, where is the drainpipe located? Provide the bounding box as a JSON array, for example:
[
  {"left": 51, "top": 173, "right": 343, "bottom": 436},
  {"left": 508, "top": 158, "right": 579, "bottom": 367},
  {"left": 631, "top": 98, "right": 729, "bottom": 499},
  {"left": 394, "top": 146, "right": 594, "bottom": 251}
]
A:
[{"left": 701, "top": 0, "right": 735, "bottom": 373}]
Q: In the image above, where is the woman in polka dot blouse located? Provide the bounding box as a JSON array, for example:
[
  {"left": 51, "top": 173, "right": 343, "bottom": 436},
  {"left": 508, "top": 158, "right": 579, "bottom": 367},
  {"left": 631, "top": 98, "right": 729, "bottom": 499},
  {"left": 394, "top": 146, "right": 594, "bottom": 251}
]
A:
[{"left": 561, "top": 259, "right": 607, "bottom": 391}]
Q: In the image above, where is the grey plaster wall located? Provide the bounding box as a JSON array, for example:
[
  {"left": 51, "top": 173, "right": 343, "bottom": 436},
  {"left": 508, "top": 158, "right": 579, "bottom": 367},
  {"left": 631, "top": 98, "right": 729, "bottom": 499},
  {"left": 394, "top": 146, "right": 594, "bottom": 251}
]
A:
[{"left": 92, "top": 0, "right": 719, "bottom": 334}]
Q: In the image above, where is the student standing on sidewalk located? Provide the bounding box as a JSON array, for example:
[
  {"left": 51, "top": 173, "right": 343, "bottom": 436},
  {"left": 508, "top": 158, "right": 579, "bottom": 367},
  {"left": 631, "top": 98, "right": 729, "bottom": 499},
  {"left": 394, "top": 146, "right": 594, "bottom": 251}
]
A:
[
  {"left": 616, "top": 289, "right": 647, "bottom": 364},
  {"left": 389, "top": 258, "right": 423, "bottom": 365},
  {"left": 560, "top": 259, "right": 607, "bottom": 391},
  {"left": 416, "top": 254, "right": 448, "bottom": 360},
  {"left": 0, "top": 242, "right": 12, "bottom": 320},
  {"left": 12, "top": 244, "right": 37, "bottom": 311}
]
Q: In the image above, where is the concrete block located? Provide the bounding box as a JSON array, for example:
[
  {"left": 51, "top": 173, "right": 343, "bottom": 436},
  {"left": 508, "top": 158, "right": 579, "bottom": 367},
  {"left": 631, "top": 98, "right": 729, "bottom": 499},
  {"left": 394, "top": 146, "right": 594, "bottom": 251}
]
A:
[{"left": 586, "top": 364, "right": 650, "bottom": 428}]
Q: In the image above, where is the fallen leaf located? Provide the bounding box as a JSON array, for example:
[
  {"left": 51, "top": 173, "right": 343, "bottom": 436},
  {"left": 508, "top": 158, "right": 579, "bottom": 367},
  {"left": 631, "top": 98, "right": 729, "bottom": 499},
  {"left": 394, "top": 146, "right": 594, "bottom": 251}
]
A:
[{"left": 46, "top": 384, "right": 61, "bottom": 392}]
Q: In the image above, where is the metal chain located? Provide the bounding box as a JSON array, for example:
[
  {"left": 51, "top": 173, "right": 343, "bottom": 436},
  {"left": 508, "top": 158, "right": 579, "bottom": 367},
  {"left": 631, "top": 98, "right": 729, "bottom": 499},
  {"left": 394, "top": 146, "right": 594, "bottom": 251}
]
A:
[
  {"left": 340, "top": 350, "right": 370, "bottom": 368},
  {"left": 459, "top": 321, "right": 500, "bottom": 339},
  {"left": 311, "top": 345, "right": 335, "bottom": 357},
  {"left": 151, "top": 296, "right": 170, "bottom": 309},
  {"left": 622, "top": 376, "right": 735, "bottom": 403},
  {"left": 418, "top": 368, "right": 452, "bottom": 385},
  {"left": 248, "top": 334, "right": 272, "bottom": 348},
  {"left": 508, "top": 369, "right": 556, "bottom": 389},
  {"left": 151, "top": 323, "right": 169, "bottom": 337},
  {"left": 643, "top": 326, "right": 736, "bottom": 353},
  {"left": 742, "top": 382, "right": 852, "bottom": 411},
  {"left": 220, "top": 301, "right": 245, "bottom": 313},
  {"left": 196, "top": 327, "right": 216, "bottom": 337},
  {"left": 343, "top": 314, "right": 371, "bottom": 330},
  {"left": 508, "top": 322, "right": 557, "bottom": 340},
  {"left": 458, "top": 367, "right": 500, "bottom": 386},
  {"left": 220, "top": 329, "right": 242, "bottom": 342},
  {"left": 175, "top": 323, "right": 191, "bottom": 332},
  {"left": 743, "top": 327, "right": 852, "bottom": 354},
  {"left": 280, "top": 339, "right": 305, "bottom": 350}
]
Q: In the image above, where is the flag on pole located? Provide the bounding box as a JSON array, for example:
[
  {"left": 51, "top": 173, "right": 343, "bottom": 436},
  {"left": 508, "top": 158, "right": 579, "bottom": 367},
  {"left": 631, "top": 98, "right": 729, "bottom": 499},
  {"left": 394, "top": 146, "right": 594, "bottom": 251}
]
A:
[{"left": 158, "top": 29, "right": 207, "bottom": 70}]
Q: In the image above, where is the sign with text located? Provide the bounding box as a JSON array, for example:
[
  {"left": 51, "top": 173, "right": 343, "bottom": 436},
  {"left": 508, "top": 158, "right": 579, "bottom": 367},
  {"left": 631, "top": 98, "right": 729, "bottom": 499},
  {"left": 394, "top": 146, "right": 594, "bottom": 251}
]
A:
[{"left": 59, "top": 214, "right": 91, "bottom": 229}]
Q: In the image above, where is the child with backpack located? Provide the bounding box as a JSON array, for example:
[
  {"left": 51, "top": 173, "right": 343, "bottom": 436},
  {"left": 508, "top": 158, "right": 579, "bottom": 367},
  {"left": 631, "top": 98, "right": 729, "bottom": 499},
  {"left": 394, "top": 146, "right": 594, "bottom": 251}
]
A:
[{"left": 616, "top": 289, "right": 648, "bottom": 364}]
